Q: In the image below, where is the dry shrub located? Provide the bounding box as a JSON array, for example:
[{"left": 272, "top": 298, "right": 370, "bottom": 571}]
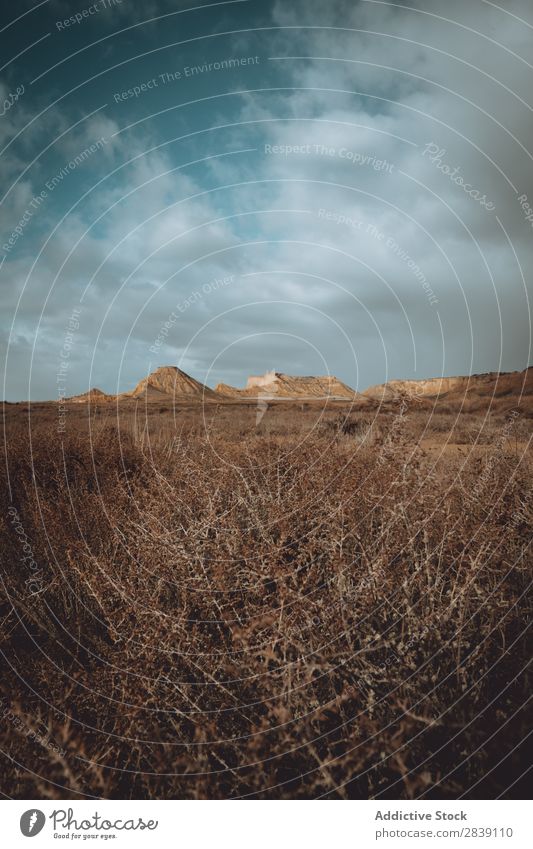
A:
[{"left": 0, "top": 412, "right": 531, "bottom": 799}]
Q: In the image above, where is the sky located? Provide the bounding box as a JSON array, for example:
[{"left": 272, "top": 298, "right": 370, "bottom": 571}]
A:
[{"left": 1, "top": 0, "right": 532, "bottom": 400}]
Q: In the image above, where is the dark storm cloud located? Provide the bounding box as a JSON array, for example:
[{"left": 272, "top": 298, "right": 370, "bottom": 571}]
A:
[{"left": 0, "top": 0, "right": 531, "bottom": 398}]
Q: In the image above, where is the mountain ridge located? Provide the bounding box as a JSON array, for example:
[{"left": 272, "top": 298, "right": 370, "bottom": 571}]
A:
[
  {"left": 363, "top": 367, "right": 533, "bottom": 402},
  {"left": 215, "top": 370, "right": 360, "bottom": 400},
  {"left": 124, "top": 365, "right": 218, "bottom": 400},
  {"left": 56, "top": 364, "right": 533, "bottom": 408}
]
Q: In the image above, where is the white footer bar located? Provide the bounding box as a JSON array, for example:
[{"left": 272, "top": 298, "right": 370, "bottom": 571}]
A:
[{"left": 3, "top": 799, "right": 529, "bottom": 848}]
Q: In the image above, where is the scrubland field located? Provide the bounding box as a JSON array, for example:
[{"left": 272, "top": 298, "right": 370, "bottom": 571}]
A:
[{"left": 1, "top": 399, "right": 531, "bottom": 799}]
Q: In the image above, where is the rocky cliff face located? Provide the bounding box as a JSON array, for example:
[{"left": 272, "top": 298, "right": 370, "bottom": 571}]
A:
[
  {"left": 62, "top": 365, "right": 533, "bottom": 408},
  {"left": 127, "top": 366, "right": 218, "bottom": 399},
  {"left": 216, "top": 371, "right": 358, "bottom": 399},
  {"left": 363, "top": 367, "right": 533, "bottom": 402}
]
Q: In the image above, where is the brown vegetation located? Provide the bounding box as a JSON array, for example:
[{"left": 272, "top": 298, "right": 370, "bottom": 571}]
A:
[{"left": 0, "top": 401, "right": 531, "bottom": 799}]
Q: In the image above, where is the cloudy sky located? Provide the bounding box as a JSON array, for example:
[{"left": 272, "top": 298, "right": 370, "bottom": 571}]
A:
[{"left": 1, "top": 0, "right": 532, "bottom": 399}]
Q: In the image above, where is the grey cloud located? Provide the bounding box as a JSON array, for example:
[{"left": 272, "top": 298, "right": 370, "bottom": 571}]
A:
[{"left": 2, "top": 0, "right": 532, "bottom": 398}]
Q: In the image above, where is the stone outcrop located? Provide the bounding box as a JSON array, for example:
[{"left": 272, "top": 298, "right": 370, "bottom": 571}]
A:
[
  {"left": 67, "top": 387, "right": 115, "bottom": 403},
  {"left": 126, "top": 366, "right": 218, "bottom": 400},
  {"left": 215, "top": 371, "right": 359, "bottom": 400},
  {"left": 363, "top": 367, "right": 533, "bottom": 402}
]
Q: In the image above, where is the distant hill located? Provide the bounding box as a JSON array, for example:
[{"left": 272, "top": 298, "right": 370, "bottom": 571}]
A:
[
  {"left": 124, "top": 366, "right": 218, "bottom": 400},
  {"left": 216, "top": 370, "right": 361, "bottom": 400},
  {"left": 63, "top": 367, "right": 218, "bottom": 404},
  {"left": 56, "top": 365, "right": 533, "bottom": 411},
  {"left": 67, "top": 387, "right": 115, "bottom": 403},
  {"left": 363, "top": 367, "right": 533, "bottom": 410}
]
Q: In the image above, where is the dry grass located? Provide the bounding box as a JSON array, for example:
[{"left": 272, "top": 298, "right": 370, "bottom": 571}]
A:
[{"left": 0, "top": 402, "right": 531, "bottom": 798}]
